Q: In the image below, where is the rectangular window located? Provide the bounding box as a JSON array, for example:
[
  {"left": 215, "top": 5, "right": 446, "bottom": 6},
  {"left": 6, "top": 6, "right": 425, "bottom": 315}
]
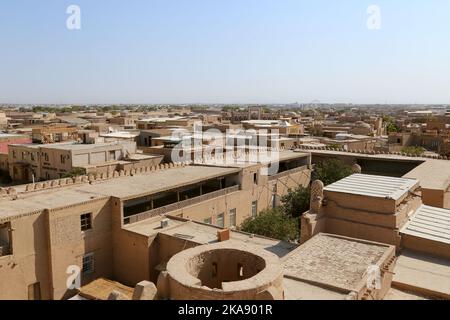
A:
[
  {"left": 252, "top": 201, "right": 258, "bottom": 217},
  {"left": 82, "top": 253, "right": 95, "bottom": 275},
  {"left": 216, "top": 213, "right": 224, "bottom": 228},
  {"left": 229, "top": 209, "right": 237, "bottom": 228},
  {"left": 80, "top": 213, "right": 92, "bottom": 231},
  {"left": 28, "top": 282, "right": 41, "bottom": 300},
  {"left": 0, "top": 223, "right": 12, "bottom": 256},
  {"left": 44, "top": 153, "right": 49, "bottom": 162},
  {"left": 204, "top": 217, "right": 212, "bottom": 225},
  {"left": 60, "top": 155, "right": 65, "bottom": 164}
]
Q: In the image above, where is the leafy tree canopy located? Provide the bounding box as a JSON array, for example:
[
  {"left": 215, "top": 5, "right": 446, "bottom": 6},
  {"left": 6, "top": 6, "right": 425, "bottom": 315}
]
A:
[
  {"left": 281, "top": 186, "right": 310, "bottom": 218},
  {"left": 239, "top": 208, "right": 299, "bottom": 242},
  {"left": 401, "top": 146, "right": 425, "bottom": 156},
  {"left": 313, "top": 159, "right": 353, "bottom": 186}
]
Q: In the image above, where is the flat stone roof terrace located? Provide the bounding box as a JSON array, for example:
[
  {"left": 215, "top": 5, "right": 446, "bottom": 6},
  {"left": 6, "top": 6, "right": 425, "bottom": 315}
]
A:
[{"left": 282, "top": 233, "right": 395, "bottom": 292}]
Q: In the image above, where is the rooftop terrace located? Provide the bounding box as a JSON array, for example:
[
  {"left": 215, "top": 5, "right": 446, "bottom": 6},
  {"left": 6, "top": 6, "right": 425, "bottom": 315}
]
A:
[
  {"left": 0, "top": 165, "right": 240, "bottom": 221},
  {"left": 282, "top": 233, "right": 395, "bottom": 292}
]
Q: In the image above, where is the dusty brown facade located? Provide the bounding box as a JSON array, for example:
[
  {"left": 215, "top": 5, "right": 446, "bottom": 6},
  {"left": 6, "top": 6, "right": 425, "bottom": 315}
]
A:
[{"left": 0, "top": 151, "right": 311, "bottom": 300}]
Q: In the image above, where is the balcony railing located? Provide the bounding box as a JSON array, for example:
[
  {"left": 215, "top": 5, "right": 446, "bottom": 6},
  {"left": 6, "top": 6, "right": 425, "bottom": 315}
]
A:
[
  {"left": 123, "top": 185, "right": 240, "bottom": 225},
  {"left": 268, "top": 165, "right": 308, "bottom": 181}
]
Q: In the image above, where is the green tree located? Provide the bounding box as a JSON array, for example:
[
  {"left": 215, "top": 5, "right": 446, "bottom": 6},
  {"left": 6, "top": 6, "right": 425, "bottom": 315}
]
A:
[
  {"left": 314, "top": 159, "right": 353, "bottom": 186},
  {"left": 309, "top": 126, "right": 323, "bottom": 136},
  {"left": 62, "top": 168, "right": 86, "bottom": 178},
  {"left": 239, "top": 208, "right": 299, "bottom": 242},
  {"left": 386, "top": 122, "right": 399, "bottom": 133},
  {"left": 281, "top": 186, "right": 310, "bottom": 218},
  {"left": 401, "top": 146, "right": 425, "bottom": 156},
  {"left": 327, "top": 143, "right": 341, "bottom": 150}
]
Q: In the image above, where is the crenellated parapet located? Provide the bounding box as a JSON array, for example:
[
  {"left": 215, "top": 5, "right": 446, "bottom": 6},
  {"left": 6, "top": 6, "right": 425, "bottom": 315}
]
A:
[
  {"left": 296, "top": 145, "right": 450, "bottom": 160},
  {"left": 4, "top": 162, "right": 191, "bottom": 198}
]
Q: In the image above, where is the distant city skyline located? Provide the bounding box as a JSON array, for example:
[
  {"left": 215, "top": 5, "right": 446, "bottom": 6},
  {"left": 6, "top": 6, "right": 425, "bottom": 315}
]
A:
[{"left": 1, "top": 0, "right": 450, "bottom": 105}]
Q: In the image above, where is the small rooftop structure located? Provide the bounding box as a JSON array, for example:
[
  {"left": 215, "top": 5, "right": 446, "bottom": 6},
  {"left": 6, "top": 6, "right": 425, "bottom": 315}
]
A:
[
  {"left": 401, "top": 205, "right": 450, "bottom": 245},
  {"left": 74, "top": 278, "right": 134, "bottom": 300},
  {"left": 324, "top": 174, "right": 419, "bottom": 201},
  {"left": 282, "top": 233, "right": 396, "bottom": 299}
]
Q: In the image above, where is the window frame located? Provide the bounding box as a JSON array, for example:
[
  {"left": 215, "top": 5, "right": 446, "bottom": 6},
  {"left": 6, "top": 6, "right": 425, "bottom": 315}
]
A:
[
  {"left": 252, "top": 201, "right": 258, "bottom": 217},
  {"left": 82, "top": 253, "right": 95, "bottom": 275},
  {"left": 229, "top": 208, "right": 237, "bottom": 228},
  {"left": 80, "top": 213, "right": 93, "bottom": 232},
  {"left": 204, "top": 217, "right": 212, "bottom": 225},
  {"left": 216, "top": 213, "right": 225, "bottom": 228}
]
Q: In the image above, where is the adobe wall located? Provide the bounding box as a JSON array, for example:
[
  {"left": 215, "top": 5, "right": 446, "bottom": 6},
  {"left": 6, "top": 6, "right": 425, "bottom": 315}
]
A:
[
  {"left": 421, "top": 188, "right": 444, "bottom": 208},
  {"left": 445, "top": 190, "right": 450, "bottom": 210},
  {"left": 149, "top": 233, "right": 199, "bottom": 283},
  {"left": 110, "top": 198, "right": 151, "bottom": 287},
  {"left": 325, "top": 217, "right": 402, "bottom": 248},
  {"left": 47, "top": 198, "right": 113, "bottom": 300},
  {"left": 159, "top": 242, "right": 284, "bottom": 300},
  {"left": 324, "top": 192, "right": 398, "bottom": 215},
  {"left": 323, "top": 194, "right": 421, "bottom": 229},
  {"left": 401, "top": 235, "right": 450, "bottom": 260},
  {"left": 112, "top": 228, "right": 151, "bottom": 287},
  {"left": 0, "top": 211, "right": 52, "bottom": 300}
]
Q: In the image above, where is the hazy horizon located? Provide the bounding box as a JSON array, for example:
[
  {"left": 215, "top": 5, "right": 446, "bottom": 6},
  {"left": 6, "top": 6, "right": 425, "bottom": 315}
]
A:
[{"left": 1, "top": 0, "right": 450, "bottom": 105}]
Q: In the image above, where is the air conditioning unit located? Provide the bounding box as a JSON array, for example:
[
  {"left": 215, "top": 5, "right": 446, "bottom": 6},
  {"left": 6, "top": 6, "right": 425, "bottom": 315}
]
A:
[{"left": 160, "top": 219, "right": 170, "bottom": 229}]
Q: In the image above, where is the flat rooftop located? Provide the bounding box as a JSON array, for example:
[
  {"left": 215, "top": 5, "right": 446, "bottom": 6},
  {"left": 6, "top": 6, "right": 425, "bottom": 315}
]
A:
[
  {"left": 76, "top": 278, "right": 133, "bottom": 300},
  {"left": 401, "top": 205, "right": 450, "bottom": 245},
  {"left": 124, "top": 217, "right": 297, "bottom": 258},
  {"left": 393, "top": 250, "right": 450, "bottom": 298},
  {"left": 324, "top": 174, "right": 419, "bottom": 201},
  {"left": 0, "top": 165, "right": 240, "bottom": 221},
  {"left": 300, "top": 149, "right": 428, "bottom": 163},
  {"left": 42, "top": 142, "right": 124, "bottom": 151},
  {"left": 100, "top": 132, "right": 139, "bottom": 139},
  {"left": 403, "top": 159, "right": 450, "bottom": 190},
  {"left": 0, "top": 133, "right": 28, "bottom": 138},
  {"left": 200, "top": 151, "right": 310, "bottom": 169},
  {"left": 282, "top": 233, "right": 394, "bottom": 292},
  {"left": 8, "top": 141, "right": 124, "bottom": 151}
]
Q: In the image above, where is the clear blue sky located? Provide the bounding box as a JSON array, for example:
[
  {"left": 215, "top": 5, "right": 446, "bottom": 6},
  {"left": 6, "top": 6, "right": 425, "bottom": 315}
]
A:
[{"left": 1, "top": 0, "right": 449, "bottom": 105}]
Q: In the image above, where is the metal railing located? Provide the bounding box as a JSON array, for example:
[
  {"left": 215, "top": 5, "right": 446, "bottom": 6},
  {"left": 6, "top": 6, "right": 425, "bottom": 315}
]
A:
[{"left": 123, "top": 185, "right": 240, "bottom": 225}]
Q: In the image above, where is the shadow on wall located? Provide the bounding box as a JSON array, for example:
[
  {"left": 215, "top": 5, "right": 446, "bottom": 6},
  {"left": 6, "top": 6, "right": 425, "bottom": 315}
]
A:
[{"left": 357, "top": 159, "right": 423, "bottom": 178}]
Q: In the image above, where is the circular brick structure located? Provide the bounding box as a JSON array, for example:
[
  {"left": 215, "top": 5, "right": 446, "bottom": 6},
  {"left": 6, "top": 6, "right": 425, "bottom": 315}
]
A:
[{"left": 158, "top": 242, "right": 284, "bottom": 300}]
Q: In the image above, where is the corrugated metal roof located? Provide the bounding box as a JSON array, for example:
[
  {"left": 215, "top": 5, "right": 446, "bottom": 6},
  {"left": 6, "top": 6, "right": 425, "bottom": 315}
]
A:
[
  {"left": 401, "top": 205, "right": 450, "bottom": 245},
  {"left": 323, "top": 174, "right": 418, "bottom": 200}
]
